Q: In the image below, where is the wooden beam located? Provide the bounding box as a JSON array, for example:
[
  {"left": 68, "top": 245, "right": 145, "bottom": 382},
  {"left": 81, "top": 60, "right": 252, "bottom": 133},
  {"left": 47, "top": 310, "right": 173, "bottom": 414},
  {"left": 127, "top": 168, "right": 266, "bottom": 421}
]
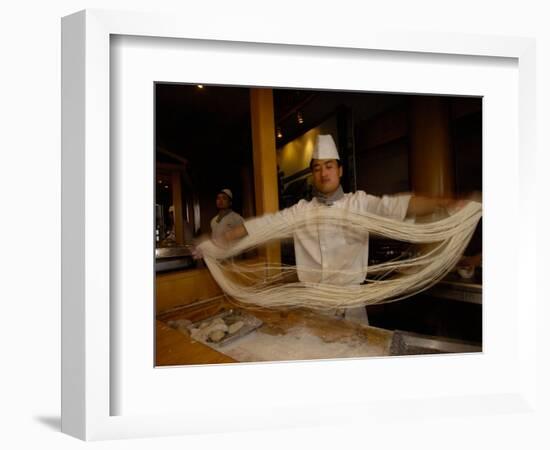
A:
[
  {"left": 250, "top": 88, "right": 279, "bottom": 215},
  {"left": 409, "top": 97, "right": 454, "bottom": 197},
  {"left": 249, "top": 88, "right": 281, "bottom": 271}
]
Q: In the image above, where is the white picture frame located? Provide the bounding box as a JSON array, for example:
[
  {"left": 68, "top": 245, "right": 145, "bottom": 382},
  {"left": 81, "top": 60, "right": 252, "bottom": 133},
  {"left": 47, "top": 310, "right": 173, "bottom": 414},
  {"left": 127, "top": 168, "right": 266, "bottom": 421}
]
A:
[{"left": 61, "top": 9, "right": 538, "bottom": 441}]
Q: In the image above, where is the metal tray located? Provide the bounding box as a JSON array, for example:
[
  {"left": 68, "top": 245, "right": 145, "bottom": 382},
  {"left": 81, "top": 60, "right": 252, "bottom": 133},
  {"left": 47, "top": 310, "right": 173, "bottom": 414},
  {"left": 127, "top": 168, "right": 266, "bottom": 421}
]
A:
[{"left": 389, "top": 330, "right": 482, "bottom": 356}]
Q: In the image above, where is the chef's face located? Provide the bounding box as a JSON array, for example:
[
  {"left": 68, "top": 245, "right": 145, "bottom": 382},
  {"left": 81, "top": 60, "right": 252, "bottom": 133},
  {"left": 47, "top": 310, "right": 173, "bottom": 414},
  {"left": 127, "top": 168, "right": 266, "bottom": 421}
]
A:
[
  {"left": 311, "top": 159, "right": 343, "bottom": 195},
  {"left": 216, "top": 193, "right": 231, "bottom": 210}
]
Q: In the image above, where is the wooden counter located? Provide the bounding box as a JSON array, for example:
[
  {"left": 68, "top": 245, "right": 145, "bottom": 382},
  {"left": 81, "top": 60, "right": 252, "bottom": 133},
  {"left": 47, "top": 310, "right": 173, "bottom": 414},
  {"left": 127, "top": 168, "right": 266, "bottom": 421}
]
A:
[
  {"left": 156, "top": 267, "right": 223, "bottom": 314},
  {"left": 156, "top": 320, "right": 236, "bottom": 366},
  {"left": 156, "top": 300, "right": 394, "bottom": 366}
]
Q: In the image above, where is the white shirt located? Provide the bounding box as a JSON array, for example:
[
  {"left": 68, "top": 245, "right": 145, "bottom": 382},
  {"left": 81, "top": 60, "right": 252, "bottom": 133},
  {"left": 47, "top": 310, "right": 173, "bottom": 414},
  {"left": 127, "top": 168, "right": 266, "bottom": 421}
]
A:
[
  {"left": 210, "top": 210, "right": 244, "bottom": 241},
  {"left": 244, "top": 191, "right": 411, "bottom": 285}
]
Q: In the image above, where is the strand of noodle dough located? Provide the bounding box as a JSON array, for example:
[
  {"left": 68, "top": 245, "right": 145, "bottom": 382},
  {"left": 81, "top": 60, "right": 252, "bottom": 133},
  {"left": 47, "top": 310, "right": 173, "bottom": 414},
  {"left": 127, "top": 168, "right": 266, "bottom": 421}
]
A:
[{"left": 199, "top": 201, "right": 481, "bottom": 310}]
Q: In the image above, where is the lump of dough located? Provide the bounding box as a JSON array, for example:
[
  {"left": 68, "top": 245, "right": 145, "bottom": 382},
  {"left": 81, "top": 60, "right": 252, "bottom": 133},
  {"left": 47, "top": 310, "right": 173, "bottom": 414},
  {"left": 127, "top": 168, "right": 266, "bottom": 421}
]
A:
[
  {"left": 205, "top": 322, "right": 228, "bottom": 334},
  {"left": 208, "top": 330, "right": 226, "bottom": 342},
  {"left": 177, "top": 324, "right": 190, "bottom": 336},
  {"left": 228, "top": 321, "right": 244, "bottom": 335},
  {"left": 190, "top": 327, "right": 204, "bottom": 340}
]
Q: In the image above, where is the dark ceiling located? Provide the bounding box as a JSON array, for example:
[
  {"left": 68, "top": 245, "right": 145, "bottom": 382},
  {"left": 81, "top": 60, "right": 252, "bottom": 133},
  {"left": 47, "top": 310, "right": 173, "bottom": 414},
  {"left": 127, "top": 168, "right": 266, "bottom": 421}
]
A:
[
  {"left": 155, "top": 84, "right": 252, "bottom": 166},
  {"left": 154, "top": 84, "right": 481, "bottom": 225},
  {"left": 155, "top": 83, "right": 406, "bottom": 169}
]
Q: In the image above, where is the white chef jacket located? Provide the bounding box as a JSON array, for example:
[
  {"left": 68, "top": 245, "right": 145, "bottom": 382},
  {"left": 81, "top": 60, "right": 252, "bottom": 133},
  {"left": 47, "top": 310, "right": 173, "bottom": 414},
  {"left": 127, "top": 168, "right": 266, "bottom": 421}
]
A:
[
  {"left": 210, "top": 210, "right": 244, "bottom": 242},
  {"left": 244, "top": 191, "right": 411, "bottom": 285}
]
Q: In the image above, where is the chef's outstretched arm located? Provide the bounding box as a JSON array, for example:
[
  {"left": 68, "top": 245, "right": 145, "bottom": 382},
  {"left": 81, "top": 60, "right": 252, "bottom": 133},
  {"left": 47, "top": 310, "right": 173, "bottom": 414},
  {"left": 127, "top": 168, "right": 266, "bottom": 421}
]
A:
[{"left": 191, "top": 224, "right": 249, "bottom": 259}]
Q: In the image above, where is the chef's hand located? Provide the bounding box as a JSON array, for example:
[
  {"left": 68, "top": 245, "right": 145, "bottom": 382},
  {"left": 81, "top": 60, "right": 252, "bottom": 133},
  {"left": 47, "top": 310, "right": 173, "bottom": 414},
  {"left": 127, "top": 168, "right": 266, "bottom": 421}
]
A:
[
  {"left": 467, "top": 190, "right": 482, "bottom": 204},
  {"left": 191, "top": 245, "right": 204, "bottom": 260},
  {"left": 191, "top": 235, "right": 229, "bottom": 260},
  {"left": 191, "top": 235, "right": 211, "bottom": 260},
  {"left": 456, "top": 253, "right": 482, "bottom": 268}
]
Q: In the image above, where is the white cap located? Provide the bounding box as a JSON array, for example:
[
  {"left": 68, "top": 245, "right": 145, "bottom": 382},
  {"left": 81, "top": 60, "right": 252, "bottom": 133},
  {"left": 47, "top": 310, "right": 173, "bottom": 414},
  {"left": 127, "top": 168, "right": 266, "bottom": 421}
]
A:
[
  {"left": 219, "top": 188, "right": 233, "bottom": 199},
  {"left": 312, "top": 134, "right": 340, "bottom": 161}
]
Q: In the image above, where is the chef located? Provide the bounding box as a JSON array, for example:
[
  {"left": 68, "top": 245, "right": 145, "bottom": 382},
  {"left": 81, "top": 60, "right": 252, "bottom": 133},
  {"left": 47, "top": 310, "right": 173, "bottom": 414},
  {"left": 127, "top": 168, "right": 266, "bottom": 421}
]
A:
[
  {"left": 210, "top": 188, "right": 244, "bottom": 242},
  {"left": 206, "top": 135, "right": 462, "bottom": 324}
]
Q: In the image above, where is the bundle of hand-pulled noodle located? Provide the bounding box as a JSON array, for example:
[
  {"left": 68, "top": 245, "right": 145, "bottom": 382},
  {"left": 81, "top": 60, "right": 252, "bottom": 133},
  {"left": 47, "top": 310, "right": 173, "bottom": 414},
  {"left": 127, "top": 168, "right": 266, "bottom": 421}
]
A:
[{"left": 198, "top": 201, "right": 482, "bottom": 310}]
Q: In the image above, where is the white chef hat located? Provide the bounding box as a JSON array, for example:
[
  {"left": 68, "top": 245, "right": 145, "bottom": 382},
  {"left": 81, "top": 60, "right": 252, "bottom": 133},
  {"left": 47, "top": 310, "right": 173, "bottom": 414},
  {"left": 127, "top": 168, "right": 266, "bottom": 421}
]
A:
[
  {"left": 311, "top": 134, "right": 340, "bottom": 160},
  {"left": 219, "top": 188, "right": 233, "bottom": 199}
]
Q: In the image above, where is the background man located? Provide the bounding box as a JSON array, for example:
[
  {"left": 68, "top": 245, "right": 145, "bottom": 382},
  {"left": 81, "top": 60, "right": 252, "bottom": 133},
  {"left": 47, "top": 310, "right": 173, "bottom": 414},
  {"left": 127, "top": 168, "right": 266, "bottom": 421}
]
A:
[{"left": 210, "top": 188, "right": 244, "bottom": 242}]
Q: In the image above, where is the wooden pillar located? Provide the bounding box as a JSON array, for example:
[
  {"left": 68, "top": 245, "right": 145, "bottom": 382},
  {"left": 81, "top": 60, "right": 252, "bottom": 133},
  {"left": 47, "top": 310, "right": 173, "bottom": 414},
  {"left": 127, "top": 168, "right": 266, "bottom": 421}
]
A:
[
  {"left": 409, "top": 97, "right": 454, "bottom": 197},
  {"left": 249, "top": 88, "right": 281, "bottom": 269},
  {"left": 240, "top": 165, "right": 254, "bottom": 219}
]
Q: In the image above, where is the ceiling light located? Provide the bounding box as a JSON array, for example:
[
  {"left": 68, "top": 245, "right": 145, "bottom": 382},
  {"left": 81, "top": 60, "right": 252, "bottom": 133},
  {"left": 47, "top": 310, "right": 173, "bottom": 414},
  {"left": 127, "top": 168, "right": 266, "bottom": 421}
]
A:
[
  {"left": 276, "top": 126, "right": 283, "bottom": 139},
  {"left": 197, "top": 84, "right": 204, "bottom": 89},
  {"left": 297, "top": 111, "right": 304, "bottom": 124}
]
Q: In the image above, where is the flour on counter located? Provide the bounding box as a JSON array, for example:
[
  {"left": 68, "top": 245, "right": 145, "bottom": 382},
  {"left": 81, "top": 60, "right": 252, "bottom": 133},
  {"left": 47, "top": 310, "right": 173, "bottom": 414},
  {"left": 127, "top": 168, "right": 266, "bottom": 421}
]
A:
[{"left": 217, "top": 325, "right": 385, "bottom": 362}]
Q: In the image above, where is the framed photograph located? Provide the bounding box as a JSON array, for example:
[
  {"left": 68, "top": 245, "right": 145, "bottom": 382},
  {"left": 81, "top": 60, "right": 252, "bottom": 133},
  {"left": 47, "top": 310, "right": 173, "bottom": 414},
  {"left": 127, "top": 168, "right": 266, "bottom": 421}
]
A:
[
  {"left": 62, "top": 9, "right": 537, "bottom": 441},
  {"left": 153, "top": 84, "right": 483, "bottom": 367}
]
